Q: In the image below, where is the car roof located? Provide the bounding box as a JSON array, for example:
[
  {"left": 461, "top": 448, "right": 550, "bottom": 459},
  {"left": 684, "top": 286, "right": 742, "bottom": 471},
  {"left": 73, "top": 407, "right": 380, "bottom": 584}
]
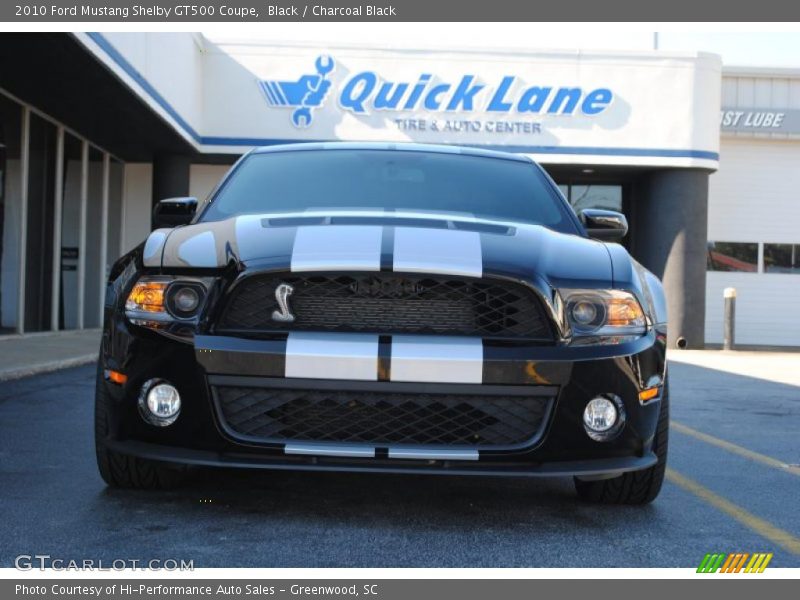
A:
[{"left": 250, "top": 141, "right": 532, "bottom": 163}]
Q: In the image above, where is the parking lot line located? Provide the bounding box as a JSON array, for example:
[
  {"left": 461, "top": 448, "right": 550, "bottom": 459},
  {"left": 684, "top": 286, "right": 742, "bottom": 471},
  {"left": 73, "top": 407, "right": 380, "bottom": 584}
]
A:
[
  {"left": 671, "top": 420, "right": 800, "bottom": 477},
  {"left": 665, "top": 468, "right": 800, "bottom": 556}
]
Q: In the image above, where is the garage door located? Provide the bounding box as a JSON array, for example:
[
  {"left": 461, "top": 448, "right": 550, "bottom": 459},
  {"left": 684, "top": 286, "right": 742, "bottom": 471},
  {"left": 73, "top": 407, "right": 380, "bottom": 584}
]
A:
[{"left": 706, "top": 138, "right": 800, "bottom": 347}]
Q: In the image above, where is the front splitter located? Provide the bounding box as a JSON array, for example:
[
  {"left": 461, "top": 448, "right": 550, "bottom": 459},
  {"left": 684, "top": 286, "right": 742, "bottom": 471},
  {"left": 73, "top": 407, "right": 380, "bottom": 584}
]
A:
[{"left": 106, "top": 438, "right": 657, "bottom": 478}]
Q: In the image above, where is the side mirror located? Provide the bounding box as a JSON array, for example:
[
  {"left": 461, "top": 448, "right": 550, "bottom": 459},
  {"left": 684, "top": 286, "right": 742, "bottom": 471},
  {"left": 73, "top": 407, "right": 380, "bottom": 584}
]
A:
[
  {"left": 153, "top": 197, "right": 197, "bottom": 228},
  {"left": 579, "top": 209, "right": 628, "bottom": 241}
]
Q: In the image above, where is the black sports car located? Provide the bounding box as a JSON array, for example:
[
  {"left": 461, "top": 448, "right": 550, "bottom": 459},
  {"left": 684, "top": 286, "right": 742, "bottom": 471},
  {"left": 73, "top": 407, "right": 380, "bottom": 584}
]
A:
[{"left": 96, "top": 142, "right": 668, "bottom": 504}]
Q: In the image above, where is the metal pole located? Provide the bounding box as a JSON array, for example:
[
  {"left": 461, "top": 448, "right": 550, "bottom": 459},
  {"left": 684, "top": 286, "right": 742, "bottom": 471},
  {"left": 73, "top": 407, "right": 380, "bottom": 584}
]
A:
[
  {"left": 723, "top": 287, "right": 736, "bottom": 351},
  {"left": 119, "top": 161, "right": 127, "bottom": 256},
  {"left": 76, "top": 141, "right": 88, "bottom": 330},
  {"left": 98, "top": 152, "right": 110, "bottom": 326},
  {"left": 50, "top": 126, "right": 64, "bottom": 331},
  {"left": 16, "top": 106, "right": 30, "bottom": 334}
]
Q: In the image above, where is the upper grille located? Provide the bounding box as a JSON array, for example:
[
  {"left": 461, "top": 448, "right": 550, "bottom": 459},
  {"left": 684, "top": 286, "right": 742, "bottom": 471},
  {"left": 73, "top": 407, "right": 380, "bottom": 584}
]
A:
[
  {"left": 214, "top": 385, "right": 553, "bottom": 448},
  {"left": 217, "top": 273, "right": 553, "bottom": 340}
]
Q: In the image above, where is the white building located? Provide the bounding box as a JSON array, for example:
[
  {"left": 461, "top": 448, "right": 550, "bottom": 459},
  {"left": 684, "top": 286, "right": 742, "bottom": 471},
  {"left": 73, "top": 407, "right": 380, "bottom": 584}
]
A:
[
  {"left": 707, "top": 67, "right": 800, "bottom": 346},
  {"left": 0, "top": 33, "right": 797, "bottom": 347}
]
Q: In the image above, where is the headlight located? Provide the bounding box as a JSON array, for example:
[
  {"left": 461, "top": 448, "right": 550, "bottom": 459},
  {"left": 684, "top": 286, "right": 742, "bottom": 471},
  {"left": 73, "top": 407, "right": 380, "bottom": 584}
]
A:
[
  {"left": 166, "top": 283, "right": 206, "bottom": 318},
  {"left": 172, "top": 286, "right": 200, "bottom": 312},
  {"left": 561, "top": 289, "right": 647, "bottom": 344},
  {"left": 125, "top": 277, "right": 208, "bottom": 333}
]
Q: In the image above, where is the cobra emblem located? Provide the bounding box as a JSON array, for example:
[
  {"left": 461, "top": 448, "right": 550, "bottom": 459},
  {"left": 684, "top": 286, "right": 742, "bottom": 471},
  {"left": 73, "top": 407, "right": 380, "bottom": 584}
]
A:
[{"left": 271, "top": 283, "right": 295, "bottom": 323}]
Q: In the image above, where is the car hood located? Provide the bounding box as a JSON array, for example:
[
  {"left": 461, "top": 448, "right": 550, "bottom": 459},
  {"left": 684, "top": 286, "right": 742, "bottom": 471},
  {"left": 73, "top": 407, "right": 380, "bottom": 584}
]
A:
[{"left": 143, "top": 210, "right": 613, "bottom": 287}]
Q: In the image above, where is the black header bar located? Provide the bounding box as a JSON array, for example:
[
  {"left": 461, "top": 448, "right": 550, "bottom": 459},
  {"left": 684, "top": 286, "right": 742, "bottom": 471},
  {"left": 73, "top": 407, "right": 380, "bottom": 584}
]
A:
[{"left": 3, "top": 0, "right": 800, "bottom": 22}]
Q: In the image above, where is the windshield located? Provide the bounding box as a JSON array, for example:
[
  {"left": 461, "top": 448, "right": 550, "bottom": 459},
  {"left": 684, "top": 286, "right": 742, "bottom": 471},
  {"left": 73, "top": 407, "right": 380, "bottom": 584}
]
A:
[{"left": 200, "top": 149, "right": 578, "bottom": 233}]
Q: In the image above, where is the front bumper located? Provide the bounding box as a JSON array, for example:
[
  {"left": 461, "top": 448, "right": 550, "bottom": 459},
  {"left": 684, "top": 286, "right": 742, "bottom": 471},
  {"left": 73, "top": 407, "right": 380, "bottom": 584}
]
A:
[
  {"left": 105, "top": 438, "right": 657, "bottom": 478},
  {"left": 100, "top": 325, "right": 667, "bottom": 477}
]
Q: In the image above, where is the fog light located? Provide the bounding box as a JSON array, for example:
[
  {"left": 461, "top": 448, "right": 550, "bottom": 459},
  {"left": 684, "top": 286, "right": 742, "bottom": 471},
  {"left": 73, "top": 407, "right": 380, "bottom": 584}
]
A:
[
  {"left": 582, "top": 395, "right": 625, "bottom": 441},
  {"left": 138, "top": 379, "right": 181, "bottom": 427}
]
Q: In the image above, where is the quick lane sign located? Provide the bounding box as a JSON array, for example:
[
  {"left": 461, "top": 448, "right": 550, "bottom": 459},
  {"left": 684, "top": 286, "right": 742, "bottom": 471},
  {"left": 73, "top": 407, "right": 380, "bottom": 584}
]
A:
[
  {"left": 261, "top": 55, "right": 614, "bottom": 128},
  {"left": 720, "top": 107, "right": 800, "bottom": 134},
  {"left": 141, "top": 36, "right": 721, "bottom": 165}
]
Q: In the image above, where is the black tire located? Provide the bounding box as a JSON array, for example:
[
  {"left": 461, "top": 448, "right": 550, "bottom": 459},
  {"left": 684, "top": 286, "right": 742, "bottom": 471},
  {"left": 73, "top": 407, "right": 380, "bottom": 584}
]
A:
[
  {"left": 95, "top": 364, "right": 186, "bottom": 490},
  {"left": 574, "top": 379, "right": 669, "bottom": 505}
]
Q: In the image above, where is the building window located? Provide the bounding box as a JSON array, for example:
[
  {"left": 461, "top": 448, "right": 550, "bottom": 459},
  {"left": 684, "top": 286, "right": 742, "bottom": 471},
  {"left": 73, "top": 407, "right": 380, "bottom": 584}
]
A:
[
  {"left": 0, "top": 93, "right": 23, "bottom": 334},
  {"left": 24, "top": 112, "right": 58, "bottom": 332},
  {"left": 569, "top": 185, "right": 623, "bottom": 212},
  {"left": 707, "top": 242, "right": 758, "bottom": 272},
  {"left": 560, "top": 184, "right": 623, "bottom": 213},
  {"left": 0, "top": 89, "right": 127, "bottom": 335},
  {"left": 59, "top": 132, "right": 84, "bottom": 330},
  {"left": 83, "top": 145, "right": 105, "bottom": 329},
  {"left": 764, "top": 243, "right": 800, "bottom": 274}
]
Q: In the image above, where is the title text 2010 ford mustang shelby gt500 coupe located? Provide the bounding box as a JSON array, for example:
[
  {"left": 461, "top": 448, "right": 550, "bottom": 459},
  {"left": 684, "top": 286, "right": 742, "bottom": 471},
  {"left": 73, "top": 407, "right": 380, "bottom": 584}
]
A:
[{"left": 96, "top": 142, "right": 668, "bottom": 504}]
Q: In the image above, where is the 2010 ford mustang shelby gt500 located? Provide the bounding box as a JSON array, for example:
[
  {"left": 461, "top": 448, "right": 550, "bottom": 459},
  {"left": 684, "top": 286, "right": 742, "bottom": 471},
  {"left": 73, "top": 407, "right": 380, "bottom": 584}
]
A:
[{"left": 96, "top": 142, "right": 668, "bottom": 504}]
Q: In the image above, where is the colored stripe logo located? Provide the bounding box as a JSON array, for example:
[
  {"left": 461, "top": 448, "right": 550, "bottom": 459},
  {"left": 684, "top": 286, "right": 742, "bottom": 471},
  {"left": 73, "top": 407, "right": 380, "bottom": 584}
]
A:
[{"left": 697, "top": 552, "right": 773, "bottom": 573}]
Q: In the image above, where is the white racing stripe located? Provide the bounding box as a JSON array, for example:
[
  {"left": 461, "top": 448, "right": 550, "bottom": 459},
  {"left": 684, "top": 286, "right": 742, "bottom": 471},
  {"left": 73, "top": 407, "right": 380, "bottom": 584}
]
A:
[
  {"left": 393, "top": 227, "right": 483, "bottom": 277},
  {"left": 285, "top": 332, "right": 380, "bottom": 381},
  {"left": 291, "top": 225, "right": 383, "bottom": 272},
  {"left": 390, "top": 335, "right": 483, "bottom": 384}
]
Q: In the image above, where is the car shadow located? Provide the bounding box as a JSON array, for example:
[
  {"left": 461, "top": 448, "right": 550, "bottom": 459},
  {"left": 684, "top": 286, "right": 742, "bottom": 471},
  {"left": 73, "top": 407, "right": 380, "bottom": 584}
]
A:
[{"left": 100, "top": 464, "right": 646, "bottom": 536}]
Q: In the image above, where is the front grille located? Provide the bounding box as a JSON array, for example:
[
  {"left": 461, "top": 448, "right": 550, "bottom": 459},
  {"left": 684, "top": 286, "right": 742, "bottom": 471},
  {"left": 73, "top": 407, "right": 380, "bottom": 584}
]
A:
[
  {"left": 217, "top": 273, "right": 553, "bottom": 340},
  {"left": 214, "top": 386, "right": 552, "bottom": 448}
]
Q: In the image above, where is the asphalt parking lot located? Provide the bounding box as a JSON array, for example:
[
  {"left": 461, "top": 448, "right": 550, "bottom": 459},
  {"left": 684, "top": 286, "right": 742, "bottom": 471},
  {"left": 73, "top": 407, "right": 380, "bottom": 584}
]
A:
[{"left": 0, "top": 353, "right": 798, "bottom": 568}]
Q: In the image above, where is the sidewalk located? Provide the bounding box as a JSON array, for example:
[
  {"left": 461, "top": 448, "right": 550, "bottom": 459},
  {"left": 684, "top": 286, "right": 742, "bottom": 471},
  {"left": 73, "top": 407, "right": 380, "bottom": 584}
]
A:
[
  {"left": 667, "top": 348, "right": 800, "bottom": 387},
  {"left": 0, "top": 329, "right": 100, "bottom": 381}
]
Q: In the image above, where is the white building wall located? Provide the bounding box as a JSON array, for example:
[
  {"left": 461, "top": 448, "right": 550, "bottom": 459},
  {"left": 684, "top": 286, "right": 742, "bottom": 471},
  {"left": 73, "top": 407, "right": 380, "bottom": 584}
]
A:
[
  {"left": 97, "top": 33, "right": 205, "bottom": 136},
  {"left": 78, "top": 34, "right": 722, "bottom": 168},
  {"left": 201, "top": 44, "right": 722, "bottom": 167},
  {"left": 189, "top": 164, "right": 229, "bottom": 202},
  {"left": 721, "top": 69, "right": 800, "bottom": 141},
  {"left": 708, "top": 138, "right": 800, "bottom": 243},
  {"left": 121, "top": 163, "right": 153, "bottom": 254},
  {"left": 706, "top": 273, "right": 800, "bottom": 346},
  {"left": 705, "top": 136, "right": 800, "bottom": 346},
  {"left": 705, "top": 71, "right": 800, "bottom": 346}
]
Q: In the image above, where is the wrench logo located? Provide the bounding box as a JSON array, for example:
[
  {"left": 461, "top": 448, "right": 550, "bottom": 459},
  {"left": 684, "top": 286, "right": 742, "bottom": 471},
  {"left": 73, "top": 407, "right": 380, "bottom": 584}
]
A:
[{"left": 259, "top": 55, "right": 335, "bottom": 128}]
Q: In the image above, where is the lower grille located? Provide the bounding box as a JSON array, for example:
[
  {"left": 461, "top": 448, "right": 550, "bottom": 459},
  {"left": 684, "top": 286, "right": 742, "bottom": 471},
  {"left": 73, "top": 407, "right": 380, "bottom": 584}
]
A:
[{"left": 213, "top": 385, "right": 553, "bottom": 448}]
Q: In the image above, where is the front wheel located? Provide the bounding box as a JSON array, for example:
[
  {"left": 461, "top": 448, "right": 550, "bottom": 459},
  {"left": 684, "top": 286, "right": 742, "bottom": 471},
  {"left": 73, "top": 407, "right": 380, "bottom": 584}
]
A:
[
  {"left": 574, "top": 379, "right": 669, "bottom": 505},
  {"left": 94, "top": 364, "right": 186, "bottom": 489}
]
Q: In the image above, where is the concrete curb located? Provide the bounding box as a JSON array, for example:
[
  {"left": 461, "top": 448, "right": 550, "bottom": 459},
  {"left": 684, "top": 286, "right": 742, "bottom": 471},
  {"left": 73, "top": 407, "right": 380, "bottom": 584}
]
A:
[{"left": 0, "top": 354, "right": 98, "bottom": 382}]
